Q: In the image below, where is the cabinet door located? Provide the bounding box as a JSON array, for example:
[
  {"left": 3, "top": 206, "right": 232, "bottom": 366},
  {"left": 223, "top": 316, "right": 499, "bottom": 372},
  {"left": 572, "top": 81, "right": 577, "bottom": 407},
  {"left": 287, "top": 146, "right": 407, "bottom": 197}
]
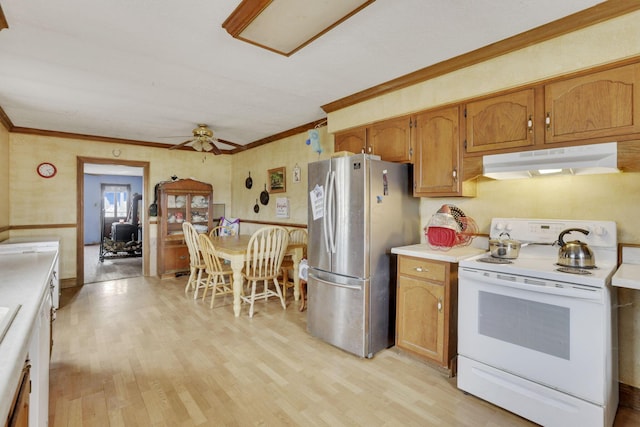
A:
[
  {"left": 162, "top": 194, "right": 188, "bottom": 240},
  {"left": 7, "top": 364, "right": 30, "bottom": 427},
  {"left": 28, "top": 291, "right": 51, "bottom": 427},
  {"left": 368, "top": 116, "right": 412, "bottom": 162},
  {"left": 187, "top": 192, "right": 211, "bottom": 233},
  {"left": 163, "top": 245, "right": 189, "bottom": 272},
  {"left": 545, "top": 63, "right": 640, "bottom": 143},
  {"left": 396, "top": 275, "right": 445, "bottom": 363},
  {"left": 334, "top": 128, "right": 366, "bottom": 154},
  {"left": 465, "top": 89, "right": 535, "bottom": 153},
  {"left": 413, "top": 106, "right": 461, "bottom": 196}
]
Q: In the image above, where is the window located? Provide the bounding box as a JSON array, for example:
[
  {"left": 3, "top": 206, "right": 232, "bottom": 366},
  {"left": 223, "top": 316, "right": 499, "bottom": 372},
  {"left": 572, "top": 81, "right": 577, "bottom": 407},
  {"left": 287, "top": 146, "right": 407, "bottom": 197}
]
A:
[{"left": 102, "top": 184, "right": 131, "bottom": 219}]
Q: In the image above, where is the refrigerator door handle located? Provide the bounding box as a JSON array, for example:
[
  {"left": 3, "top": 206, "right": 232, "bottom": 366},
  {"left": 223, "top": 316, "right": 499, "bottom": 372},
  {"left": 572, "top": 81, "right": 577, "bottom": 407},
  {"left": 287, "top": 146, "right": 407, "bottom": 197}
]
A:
[
  {"left": 309, "top": 272, "right": 361, "bottom": 291},
  {"left": 322, "top": 170, "right": 331, "bottom": 253},
  {"left": 326, "top": 170, "right": 336, "bottom": 253}
]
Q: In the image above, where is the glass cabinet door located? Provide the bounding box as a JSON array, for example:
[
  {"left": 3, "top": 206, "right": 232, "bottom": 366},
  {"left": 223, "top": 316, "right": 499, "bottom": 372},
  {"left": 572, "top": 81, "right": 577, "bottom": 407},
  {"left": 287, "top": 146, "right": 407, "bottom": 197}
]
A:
[
  {"left": 189, "top": 193, "right": 210, "bottom": 234},
  {"left": 165, "top": 194, "right": 188, "bottom": 239}
]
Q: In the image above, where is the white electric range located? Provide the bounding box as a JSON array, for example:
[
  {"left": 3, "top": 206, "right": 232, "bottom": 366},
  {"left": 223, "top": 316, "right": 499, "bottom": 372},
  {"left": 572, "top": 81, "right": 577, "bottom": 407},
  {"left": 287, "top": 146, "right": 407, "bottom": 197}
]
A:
[{"left": 457, "top": 218, "right": 618, "bottom": 427}]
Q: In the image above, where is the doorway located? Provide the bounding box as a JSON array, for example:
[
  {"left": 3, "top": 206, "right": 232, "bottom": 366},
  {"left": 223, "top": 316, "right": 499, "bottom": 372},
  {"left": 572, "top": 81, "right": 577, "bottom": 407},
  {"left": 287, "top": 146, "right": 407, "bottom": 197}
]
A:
[{"left": 77, "top": 157, "right": 150, "bottom": 285}]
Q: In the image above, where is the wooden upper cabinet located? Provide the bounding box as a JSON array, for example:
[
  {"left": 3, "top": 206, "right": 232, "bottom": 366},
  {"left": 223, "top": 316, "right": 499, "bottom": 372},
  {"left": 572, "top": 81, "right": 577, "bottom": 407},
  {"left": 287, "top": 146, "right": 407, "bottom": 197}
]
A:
[
  {"left": 465, "top": 88, "right": 536, "bottom": 153},
  {"left": 333, "top": 117, "right": 412, "bottom": 163},
  {"left": 367, "top": 116, "right": 412, "bottom": 163},
  {"left": 545, "top": 63, "right": 640, "bottom": 143},
  {"left": 334, "top": 127, "right": 366, "bottom": 155},
  {"left": 413, "top": 106, "right": 467, "bottom": 196}
]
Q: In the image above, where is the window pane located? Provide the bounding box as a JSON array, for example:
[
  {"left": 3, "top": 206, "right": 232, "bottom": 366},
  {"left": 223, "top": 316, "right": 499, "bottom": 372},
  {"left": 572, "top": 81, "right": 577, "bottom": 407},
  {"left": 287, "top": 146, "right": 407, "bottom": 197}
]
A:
[
  {"left": 102, "top": 184, "right": 131, "bottom": 219},
  {"left": 104, "top": 193, "right": 115, "bottom": 218},
  {"left": 116, "top": 192, "right": 128, "bottom": 217}
]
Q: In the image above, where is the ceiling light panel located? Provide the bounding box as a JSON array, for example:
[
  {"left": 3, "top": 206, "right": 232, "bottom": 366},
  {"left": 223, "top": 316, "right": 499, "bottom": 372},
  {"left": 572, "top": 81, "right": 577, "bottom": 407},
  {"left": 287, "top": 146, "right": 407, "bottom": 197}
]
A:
[{"left": 223, "top": 0, "right": 375, "bottom": 56}]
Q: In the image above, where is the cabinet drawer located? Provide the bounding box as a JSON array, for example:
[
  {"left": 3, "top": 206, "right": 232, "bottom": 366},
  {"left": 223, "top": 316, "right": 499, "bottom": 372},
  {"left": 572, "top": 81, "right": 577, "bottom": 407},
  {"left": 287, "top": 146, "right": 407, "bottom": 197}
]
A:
[{"left": 399, "top": 256, "right": 446, "bottom": 282}]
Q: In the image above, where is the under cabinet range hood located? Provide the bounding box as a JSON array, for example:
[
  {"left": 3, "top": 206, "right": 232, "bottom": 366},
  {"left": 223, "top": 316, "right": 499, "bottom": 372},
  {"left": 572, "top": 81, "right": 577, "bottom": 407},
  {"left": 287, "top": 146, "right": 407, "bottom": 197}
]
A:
[{"left": 483, "top": 142, "right": 620, "bottom": 179}]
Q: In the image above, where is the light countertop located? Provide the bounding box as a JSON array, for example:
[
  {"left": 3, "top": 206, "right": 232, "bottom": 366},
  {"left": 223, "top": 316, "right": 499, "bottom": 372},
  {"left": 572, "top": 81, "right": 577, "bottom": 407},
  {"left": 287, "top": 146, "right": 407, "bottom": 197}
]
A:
[
  {"left": 0, "top": 251, "right": 56, "bottom": 422},
  {"left": 391, "top": 242, "right": 487, "bottom": 263},
  {"left": 613, "top": 246, "right": 640, "bottom": 290},
  {"left": 613, "top": 263, "right": 640, "bottom": 290}
]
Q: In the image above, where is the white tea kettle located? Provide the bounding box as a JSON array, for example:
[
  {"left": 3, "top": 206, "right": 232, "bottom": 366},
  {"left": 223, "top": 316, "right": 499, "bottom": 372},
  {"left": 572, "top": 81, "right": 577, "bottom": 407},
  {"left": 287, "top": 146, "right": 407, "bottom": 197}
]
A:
[{"left": 557, "top": 228, "right": 595, "bottom": 268}]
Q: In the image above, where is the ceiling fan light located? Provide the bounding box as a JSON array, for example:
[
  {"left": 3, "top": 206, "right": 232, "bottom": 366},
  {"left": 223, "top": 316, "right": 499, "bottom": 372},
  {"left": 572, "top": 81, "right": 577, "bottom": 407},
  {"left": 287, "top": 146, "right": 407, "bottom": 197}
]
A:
[
  {"left": 191, "top": 139, "right": 204, "bottom": 151},
  {"left": 201, "top": 140, "right": 214, "bottom": 152}
]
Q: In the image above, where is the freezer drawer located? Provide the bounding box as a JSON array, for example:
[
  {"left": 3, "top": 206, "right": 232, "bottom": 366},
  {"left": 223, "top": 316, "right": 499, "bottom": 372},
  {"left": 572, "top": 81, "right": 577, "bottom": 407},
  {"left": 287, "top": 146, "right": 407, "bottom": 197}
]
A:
[{"left": 307, "top": 270, "right": 369, "bottom": 357}]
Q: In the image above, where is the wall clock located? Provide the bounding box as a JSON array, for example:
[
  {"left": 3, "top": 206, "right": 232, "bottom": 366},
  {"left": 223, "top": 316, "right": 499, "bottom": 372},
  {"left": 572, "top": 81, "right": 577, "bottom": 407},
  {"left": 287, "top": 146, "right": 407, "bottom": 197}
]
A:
[{"left": 36, "top": 162, "right": 57, "bottom": 178}]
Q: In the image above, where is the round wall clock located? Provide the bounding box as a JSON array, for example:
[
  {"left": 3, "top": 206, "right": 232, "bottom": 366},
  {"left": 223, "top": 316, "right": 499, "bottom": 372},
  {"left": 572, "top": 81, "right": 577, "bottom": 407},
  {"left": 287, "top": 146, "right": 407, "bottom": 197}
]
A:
[{"left": 36, "top": 162, "right": 57, "bottom": 178}]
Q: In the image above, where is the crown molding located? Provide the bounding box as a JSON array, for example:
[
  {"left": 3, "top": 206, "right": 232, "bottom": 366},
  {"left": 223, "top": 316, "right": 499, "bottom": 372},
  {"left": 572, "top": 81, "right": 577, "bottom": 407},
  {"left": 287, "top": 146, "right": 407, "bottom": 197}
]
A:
[
  {"left": 0, "top": 105, "right": 13, "bottom": 131},
  {"left": 322, "top": 0, "right": 640, "bottom": 113}
]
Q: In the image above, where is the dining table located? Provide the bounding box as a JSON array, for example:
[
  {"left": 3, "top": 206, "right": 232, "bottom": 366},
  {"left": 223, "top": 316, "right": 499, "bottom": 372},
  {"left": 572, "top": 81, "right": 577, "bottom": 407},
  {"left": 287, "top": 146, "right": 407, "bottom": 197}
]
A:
[{"left": 208, "top": 234, "right": 305, "bottom": 317}]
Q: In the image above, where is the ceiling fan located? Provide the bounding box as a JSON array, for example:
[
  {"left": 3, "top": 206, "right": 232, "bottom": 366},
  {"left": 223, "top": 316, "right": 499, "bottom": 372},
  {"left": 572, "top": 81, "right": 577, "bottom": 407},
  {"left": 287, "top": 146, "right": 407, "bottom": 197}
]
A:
[{"left": 169, "top": 124, "right": 222, "bottom": 154}]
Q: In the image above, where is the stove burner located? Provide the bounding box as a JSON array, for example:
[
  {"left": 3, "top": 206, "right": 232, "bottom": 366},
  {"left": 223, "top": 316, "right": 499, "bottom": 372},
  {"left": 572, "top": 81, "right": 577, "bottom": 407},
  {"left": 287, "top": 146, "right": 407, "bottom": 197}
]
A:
[
  {"left": 556, "top": 267, "right": 593, "bottom": 275},
  {"left": 477, "top": 257, "right": 513, "bottom": 265},
  {"left": 554, "top": 263, "right": 598, "bottom": 270}
]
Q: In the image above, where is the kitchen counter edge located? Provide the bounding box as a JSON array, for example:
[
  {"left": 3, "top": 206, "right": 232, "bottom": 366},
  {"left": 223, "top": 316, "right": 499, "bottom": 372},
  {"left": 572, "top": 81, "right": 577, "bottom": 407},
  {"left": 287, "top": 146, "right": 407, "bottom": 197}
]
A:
[
  {"left": 613, "top": 263, "right": 640, "bottom": 290},
  {"left": 391, "top": 244, "right": 487, "bottom": 263}
]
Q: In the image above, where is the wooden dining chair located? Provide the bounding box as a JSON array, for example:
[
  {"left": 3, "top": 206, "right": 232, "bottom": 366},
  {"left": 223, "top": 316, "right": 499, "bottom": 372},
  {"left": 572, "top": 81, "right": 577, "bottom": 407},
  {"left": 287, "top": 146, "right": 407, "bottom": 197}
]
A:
[
  {"left": 280, "top": 228, "right": 308, "bottom": 300},
  {"left": 182, "top": 222, "right": 207, "bottom": 299},
  {"left": 198, "top": 234, "right": 234, "bottom": 308},
  {"left": 240, "top": 226, "right": 290, "bottom": 317},
  {"left": 209, "top": 225, "right": 237, "bottom": 238}
]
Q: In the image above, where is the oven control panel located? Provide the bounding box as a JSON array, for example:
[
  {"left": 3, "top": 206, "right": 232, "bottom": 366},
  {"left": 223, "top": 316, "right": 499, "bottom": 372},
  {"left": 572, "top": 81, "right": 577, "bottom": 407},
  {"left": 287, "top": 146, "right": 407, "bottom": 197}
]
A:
[{"left": 490, "top": 218, "right": 617, "bottom": 248}]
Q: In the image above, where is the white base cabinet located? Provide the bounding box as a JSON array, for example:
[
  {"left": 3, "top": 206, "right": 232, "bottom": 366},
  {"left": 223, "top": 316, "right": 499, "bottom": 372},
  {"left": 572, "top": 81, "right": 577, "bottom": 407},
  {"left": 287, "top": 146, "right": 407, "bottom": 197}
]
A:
[{"left": 28, "top": 287, "right": 51, "bottom": 427}]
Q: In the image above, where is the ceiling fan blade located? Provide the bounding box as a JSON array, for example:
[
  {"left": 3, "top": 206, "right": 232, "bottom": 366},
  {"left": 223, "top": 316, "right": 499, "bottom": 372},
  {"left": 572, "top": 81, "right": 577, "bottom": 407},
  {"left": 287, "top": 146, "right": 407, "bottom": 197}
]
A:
[{"left": 169, "top": 138, "right": 194, "bottom": 150}]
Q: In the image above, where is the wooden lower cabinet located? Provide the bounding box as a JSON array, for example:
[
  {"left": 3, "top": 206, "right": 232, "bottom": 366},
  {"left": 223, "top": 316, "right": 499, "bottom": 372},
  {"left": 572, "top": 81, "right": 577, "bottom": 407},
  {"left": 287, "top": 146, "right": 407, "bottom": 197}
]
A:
[
  {"left": 395, "top": 255, "right": 457, "bottom": 375},
  {"left": 5, "top": 362, "right": 30, "bottom": 427},
  {"left": 159, "top": 244, "right": 190, "bottom": 276}
]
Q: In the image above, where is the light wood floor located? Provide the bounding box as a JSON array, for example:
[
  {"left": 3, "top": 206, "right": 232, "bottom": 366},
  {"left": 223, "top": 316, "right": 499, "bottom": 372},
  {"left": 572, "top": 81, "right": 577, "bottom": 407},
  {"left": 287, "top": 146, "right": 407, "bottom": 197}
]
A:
[{"left": 50, "top": 276, "right": 640, "bottom": 426}]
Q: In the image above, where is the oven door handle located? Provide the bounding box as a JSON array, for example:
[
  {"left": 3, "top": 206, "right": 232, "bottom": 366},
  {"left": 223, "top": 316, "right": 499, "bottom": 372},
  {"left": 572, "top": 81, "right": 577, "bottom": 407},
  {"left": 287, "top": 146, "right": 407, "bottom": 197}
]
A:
[{"left": 460, "top": 268, "right": 603, "bottom": 300}]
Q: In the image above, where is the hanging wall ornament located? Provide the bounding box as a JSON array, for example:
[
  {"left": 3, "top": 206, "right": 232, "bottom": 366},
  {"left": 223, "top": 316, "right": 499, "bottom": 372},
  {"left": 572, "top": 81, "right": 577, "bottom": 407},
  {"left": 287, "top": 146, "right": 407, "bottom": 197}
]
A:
[{"left": 293, "top": 163, "right": 301, "bottom": 183}]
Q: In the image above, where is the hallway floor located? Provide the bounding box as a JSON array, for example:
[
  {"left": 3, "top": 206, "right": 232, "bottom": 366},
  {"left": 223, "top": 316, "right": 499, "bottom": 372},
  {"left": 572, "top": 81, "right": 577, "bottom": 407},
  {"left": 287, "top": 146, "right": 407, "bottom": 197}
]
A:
[{"left": 83, "top": 244, "right": 142, "bottom": 284}]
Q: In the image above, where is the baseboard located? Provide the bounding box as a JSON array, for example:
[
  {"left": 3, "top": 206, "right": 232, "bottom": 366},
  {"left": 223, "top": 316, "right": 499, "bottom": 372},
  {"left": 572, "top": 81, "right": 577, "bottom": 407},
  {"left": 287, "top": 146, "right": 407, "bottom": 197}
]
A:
[
  {"left": 61, "top": 278, "right": 78, "bottom": 289},
  {"left": 620, "top": 383, "right": 640, "bottom": 411}
]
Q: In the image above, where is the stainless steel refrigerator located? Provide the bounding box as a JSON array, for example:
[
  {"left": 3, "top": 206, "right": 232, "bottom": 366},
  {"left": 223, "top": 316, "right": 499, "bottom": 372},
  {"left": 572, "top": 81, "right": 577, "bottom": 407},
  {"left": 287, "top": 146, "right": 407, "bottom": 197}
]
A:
[{"left": 307, "top": 154, "right": 419, "bottom": 358}]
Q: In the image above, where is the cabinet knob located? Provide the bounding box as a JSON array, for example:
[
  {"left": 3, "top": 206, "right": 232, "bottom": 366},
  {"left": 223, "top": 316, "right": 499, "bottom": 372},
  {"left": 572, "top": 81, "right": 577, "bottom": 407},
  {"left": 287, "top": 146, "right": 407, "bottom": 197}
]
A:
[
  {"left": 452, "top": 168, "right": 458, "bottom": 181},
  {"left": 415, "top": 266, "right": 428, "bottom": 272},
  {"left": 179, "top": 255, "right": 187, "bottom": 260},
  {"left": 545, "top": 112, "right": 551, "bottom": 130},
  {"left": 438, "top": 297, "right": 443, "bottom": 312},
  {"left": 527, "top": 115, "right": 533, "bottom": 133}
]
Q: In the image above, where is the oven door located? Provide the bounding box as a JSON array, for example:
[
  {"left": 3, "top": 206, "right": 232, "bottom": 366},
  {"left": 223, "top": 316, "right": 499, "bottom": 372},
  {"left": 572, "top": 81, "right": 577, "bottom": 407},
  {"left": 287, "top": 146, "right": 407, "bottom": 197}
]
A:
[{"left": 458, "top": 267, "right": 610, "bottom": 405}]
